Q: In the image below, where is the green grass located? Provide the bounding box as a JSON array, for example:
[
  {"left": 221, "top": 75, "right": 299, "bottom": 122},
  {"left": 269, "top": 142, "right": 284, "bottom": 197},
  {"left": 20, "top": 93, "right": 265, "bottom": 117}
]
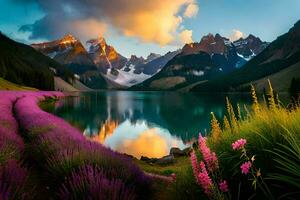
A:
[
  {"left": 135, "top": 156, "right": 191, "bottom": 176},
  {"left": 147, "top": 85, "right": 300, "bottom": 199},
  {"left": 0, "top": 77, "right": 37, "bottom": 90}
]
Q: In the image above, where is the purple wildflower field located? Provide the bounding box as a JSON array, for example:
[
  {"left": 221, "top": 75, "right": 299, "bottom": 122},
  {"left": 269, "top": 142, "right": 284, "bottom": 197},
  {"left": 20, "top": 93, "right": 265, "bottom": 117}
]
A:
[{"left": 0, "top": 91, "right": 151, "bottom": 200}]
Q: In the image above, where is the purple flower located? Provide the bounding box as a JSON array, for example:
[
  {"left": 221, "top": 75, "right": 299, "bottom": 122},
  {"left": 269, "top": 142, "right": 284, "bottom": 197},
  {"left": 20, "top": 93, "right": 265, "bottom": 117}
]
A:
[
  {"left": 11, "top": 91, "right": 151, "bottom": 198},
  {"left": 59, "top": 164, "right": 136, "bottom": 200},
  {"left": 0, "top": 159, "right": 29, "bottom": 200}
]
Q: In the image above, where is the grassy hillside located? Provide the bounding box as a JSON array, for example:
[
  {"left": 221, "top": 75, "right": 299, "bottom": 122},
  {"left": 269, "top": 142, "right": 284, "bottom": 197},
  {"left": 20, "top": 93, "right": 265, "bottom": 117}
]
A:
[
  {"left": 241, "top": 61, "right": 300, "bottom": 92},
  {"left": 0, "top": 77, "right": 37, "bottom": 90},
  {"left": 132, "top": 52, "right": 220, "bottom": 90},
  {"left": 0, "top": 32, "right": 73, "bottom": 90}
]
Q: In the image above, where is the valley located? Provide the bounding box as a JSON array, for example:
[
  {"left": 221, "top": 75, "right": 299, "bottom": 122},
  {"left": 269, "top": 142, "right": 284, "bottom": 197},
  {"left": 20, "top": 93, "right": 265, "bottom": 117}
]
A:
[{"left": 0, "top": 2, "right": 300, "bottom": 198}]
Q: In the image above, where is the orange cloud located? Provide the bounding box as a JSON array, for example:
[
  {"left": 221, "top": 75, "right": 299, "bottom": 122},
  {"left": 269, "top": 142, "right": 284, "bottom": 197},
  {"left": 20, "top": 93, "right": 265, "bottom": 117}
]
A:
[
  {"left": 184, "top": 3, "right": 199, "bottom": 18},
  {"left": 98, "top": 0, "right": 199, "bottom": 45},
  {"left": 71, "top": 19, "right": 107, "bottom": 41},
  {"left": 179, "top": 29, "right": 193, "bottom": 44},
  {"left": 20, "top": 0, "right": 199, "bottom": 45},
  {"left": 115, "top": 128, "right": 169, "bottom": 158}
]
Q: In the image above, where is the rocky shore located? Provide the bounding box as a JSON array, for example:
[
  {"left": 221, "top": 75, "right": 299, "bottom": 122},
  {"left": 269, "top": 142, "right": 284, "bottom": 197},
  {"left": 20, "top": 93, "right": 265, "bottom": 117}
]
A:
[{"left": 140, "top": 147, "right": 192, "bottom": 165}]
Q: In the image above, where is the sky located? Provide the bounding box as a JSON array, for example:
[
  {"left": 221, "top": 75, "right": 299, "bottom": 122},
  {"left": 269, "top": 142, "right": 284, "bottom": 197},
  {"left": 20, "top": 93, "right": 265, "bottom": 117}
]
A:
[{"left": 1, "top": 0, "right": 300, "bottom": 58}]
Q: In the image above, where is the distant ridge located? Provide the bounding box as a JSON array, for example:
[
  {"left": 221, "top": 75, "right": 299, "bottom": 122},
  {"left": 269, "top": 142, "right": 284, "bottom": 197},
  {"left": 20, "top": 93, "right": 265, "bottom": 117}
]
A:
[
  {"left": 191, "top": 19, "right": 300, "bottom": 92},
  {"left": 131, "top": 33, "right": 268, "bottom": 91}
]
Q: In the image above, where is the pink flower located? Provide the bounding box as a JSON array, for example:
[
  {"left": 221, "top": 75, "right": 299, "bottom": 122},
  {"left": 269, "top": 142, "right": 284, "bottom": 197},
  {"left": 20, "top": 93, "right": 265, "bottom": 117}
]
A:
[
  {"left": 198, "top": 135, "right": 219, "bottom": 172},
  {"left": 219, "top": 180, "right": 229, "bottom": 192},
  {"left": 190, "top": 151, "right": 199, "bottom": 183},
  {"left": 240, "top": 161, "right": 252, "bottom": 174},
  {"left": 197, "top": 161, "right": 213, "bottom": 195},
  {"left": 232, "top": 138, "right": 247, "bottom": 150}
]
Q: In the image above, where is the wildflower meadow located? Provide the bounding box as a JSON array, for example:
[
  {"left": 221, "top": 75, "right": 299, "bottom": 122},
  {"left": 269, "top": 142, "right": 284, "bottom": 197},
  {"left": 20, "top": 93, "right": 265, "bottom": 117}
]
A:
[{"left": 0, "top": 81, "right": 299, "bottom": 200}]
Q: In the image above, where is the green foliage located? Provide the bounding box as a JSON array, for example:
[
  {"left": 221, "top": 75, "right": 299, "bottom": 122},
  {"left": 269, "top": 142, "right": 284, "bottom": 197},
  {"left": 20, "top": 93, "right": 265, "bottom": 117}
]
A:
[
  {"left": 0, "top": 32, "right": 74, "bottom": 90},
  {"left": 269, "top": 129, "right": 300, "bottom": 189},
  {"left": 289, "top": 77, "right": 300, "bottom": 98},
  {"left": 163, "top": 84, "right": 300, "bottom": 199}
]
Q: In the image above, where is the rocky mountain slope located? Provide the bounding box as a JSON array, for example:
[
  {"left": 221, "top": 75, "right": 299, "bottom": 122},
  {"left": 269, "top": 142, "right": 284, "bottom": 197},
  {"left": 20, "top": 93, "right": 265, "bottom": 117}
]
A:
[
  {"left": 191, "top": 20, "right": 300, "bottom": 92},
  {"left": 32, "top": 35, "right": 176, "bottom": 88},
  {"left": 87, "top": 37, "right": 127, "bottom": 73},
  {"left": 132, "top": 33, "right": 268, "bottom": 90},
  {"left": 32, "top": 35, "right": 107, "bottom": 89}
]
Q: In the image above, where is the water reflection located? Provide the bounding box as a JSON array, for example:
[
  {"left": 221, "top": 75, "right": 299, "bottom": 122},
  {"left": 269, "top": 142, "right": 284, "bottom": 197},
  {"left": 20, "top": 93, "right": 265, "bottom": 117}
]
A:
[
  {"left": 102, "top": 120, "right": 186, "bottom": 158},
  {"left": 51, "top": 91, "right": 252, "bottom": 158},
  {"left": 91, "top": 120, "right": 118, "bottom": 144}
]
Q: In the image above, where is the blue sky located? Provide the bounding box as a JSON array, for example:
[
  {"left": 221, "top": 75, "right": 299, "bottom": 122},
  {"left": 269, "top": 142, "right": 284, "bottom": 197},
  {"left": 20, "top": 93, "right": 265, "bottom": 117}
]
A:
[{"left": 1, "top": 0, "right": 300, "bottom": 57}]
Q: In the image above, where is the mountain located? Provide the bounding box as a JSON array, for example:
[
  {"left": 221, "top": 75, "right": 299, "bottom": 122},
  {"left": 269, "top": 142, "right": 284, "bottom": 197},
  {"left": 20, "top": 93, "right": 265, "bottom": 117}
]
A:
[
  {"left": 191, "top": 20, "right": 300, "bottom": 92},
  {"left": 87, "top": 37, "right": 127, "bottom": 73},
  {"left": 123, "top": 55, "right": 146, "bottom": 72},
  {"left": 32, "top": 35, "right": 108, "bottom": 89},
  {"left": 146, "top": 53, "right": 161, "bottom": 63},
  {"left": 133, "top": 50, "right": 179, "bottom": 75},
  {"left": 96, "top": 49, "right": 177, "bottom": 87},
  {"left": 233, "top": 34, "right": 269, "bottom": 61},
  {"left": 182, "top": 33, "right": 268, "bottom": 69},
  {"left": 182, "top": 33, "right": 229, "bottom": 55},
  {"left": 0, "top": 32, "right": 74, "bottom": 90},
  {"left": 131, "top": 33, "right": 267, "bottom": 90},
  {"left": 131, "top": 51, "right": 220, "bottom": 90},
  {"left": 32, "top": 34, "right": 97, "bottom": 74}
]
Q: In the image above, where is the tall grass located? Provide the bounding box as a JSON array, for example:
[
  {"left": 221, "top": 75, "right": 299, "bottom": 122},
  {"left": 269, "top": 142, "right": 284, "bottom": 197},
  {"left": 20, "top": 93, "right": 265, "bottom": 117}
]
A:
[{"left": 167, "top": 81, "right": 300, "bottom": 199}]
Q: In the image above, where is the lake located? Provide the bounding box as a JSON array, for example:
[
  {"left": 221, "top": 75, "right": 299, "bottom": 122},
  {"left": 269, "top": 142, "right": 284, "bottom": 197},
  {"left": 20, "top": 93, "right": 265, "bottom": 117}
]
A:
[{"left": 49, "top": 91, "right": 253, "bottom": 158}]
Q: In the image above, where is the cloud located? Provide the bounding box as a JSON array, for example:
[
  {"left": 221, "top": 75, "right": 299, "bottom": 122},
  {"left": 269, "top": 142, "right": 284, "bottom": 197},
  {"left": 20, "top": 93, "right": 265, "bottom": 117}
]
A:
[
  {"left": 179, "top": 29, "right": 193, "bottom": 44},
  {"left": 229, "top": 29, "right": 244, "bottom": 41},
  {"left": 17, "top": 0, "right": 199, "bottom": 45},
  {"left": 71, "top": 19, "right": 107, "bottom": 41},
  {"left": 184, "top": 3, "right": 199, "bottom": 18}
]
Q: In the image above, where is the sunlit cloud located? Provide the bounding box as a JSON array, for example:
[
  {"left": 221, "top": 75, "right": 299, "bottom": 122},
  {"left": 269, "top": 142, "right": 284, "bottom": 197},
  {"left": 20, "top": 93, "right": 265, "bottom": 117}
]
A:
[
  {"left": 179, "top": 29, "right": 193, "bottom": 44},
  {"left": 71, "top": 19, "right": 107, "bottom": 41},
  {"left": 17, "top": 0, "right": 199, "bottom": 45},
  {"left": 115, "top": 128, "right": 169, "bottom": 158},
  {"left": 184, "top": 3, "right": 199, "bottom": 18},
  {"left": 229, "top": 29, "right": 244, "bottom": 41}
]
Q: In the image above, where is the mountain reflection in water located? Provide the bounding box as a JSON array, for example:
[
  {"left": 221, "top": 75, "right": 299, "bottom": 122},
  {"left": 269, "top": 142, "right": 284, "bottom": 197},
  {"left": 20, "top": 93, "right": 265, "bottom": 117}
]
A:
[{"left": 51, "top": 91, "right": 252, "bottom": 158}]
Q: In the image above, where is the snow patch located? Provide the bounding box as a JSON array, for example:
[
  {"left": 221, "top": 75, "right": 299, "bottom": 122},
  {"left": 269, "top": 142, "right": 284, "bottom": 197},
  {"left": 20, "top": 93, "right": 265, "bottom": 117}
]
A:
[{"left": 104, "top": 68, "right": 151, "bottom": 87}]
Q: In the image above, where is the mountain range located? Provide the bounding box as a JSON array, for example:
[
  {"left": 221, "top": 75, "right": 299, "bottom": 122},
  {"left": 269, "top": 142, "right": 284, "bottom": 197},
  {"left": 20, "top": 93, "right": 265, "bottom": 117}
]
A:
[
  {"left": 132, "top": 33, "right": 268, "bottom": 90},
  {"left": 191, "top": 20, "right": 300, "bottom": 93},
  {"left": 31, "top": 32, "right": 268, "bottom": 90},
  {"left": 31, "top": 35, "right": 178, "bottom": 88},
  {"left": 1, "top": 20, "right": 299, "bottom": 93}
]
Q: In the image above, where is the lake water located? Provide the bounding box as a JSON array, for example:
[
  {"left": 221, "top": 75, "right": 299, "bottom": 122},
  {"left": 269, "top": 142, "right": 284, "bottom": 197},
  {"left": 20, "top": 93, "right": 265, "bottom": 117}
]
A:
[{"left": 49, "top": 91, "right": 253, "bottom": 158}]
